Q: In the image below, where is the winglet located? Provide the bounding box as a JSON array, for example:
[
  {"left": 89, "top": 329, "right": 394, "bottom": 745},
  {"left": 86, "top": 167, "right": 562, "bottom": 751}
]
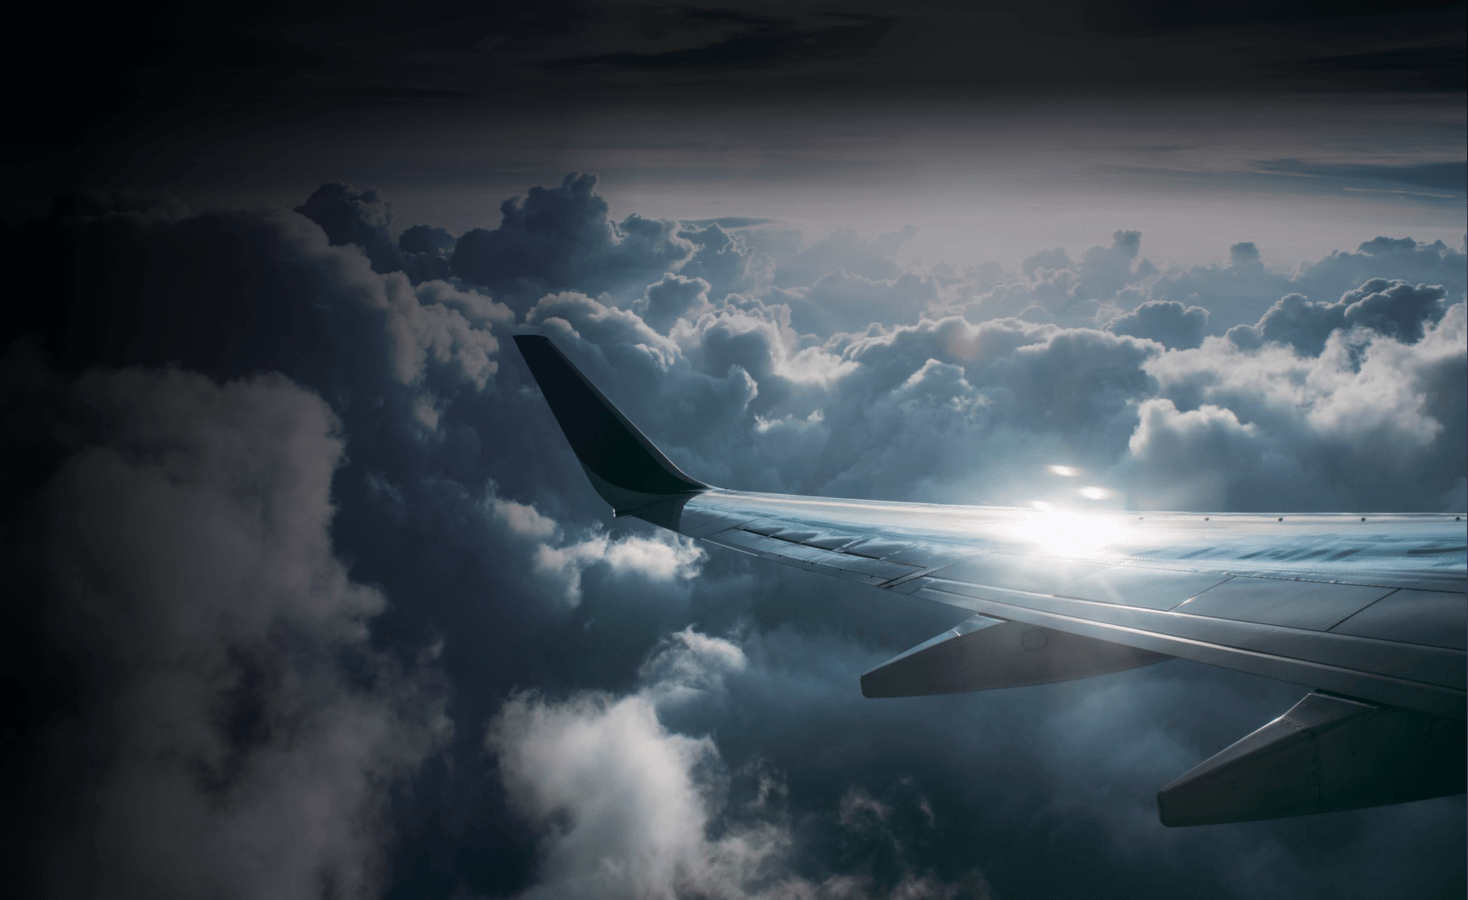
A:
[{"left": 514, "top": 335, "right": 707, "bottom": 512}]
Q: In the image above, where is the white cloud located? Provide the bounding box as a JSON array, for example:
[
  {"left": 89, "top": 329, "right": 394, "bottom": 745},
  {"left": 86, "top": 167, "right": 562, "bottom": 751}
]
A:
[
  {"left": 481, "top": 483, "right": 707, "bottom": 607},
  {"left": 533, "top": 532, "right": 707, "bottom": 607},
  {"left": 1127, "top": 303, "right": 1467, "bottom": 509},
  {"left": 486, "top": 630, "right": 987, "bottom": 900},
  {"left": 638, "top": 627, "right": 749, "bottom": 706},
  {"left": 485, "top": 629, "right": 787, "bottom": 900}
]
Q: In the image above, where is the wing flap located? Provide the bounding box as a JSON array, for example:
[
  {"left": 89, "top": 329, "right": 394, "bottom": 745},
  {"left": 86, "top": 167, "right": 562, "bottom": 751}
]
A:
[
  {"left": 1329, "top": 589, "right": 1467, "bottom": 650},
  {"left": 861, "top": 614, "right": 1169, "bottom": 698},
  {"left": 911, "top": 583, "right": 1465, "bottom": 718},
  {"left": 1057, "top": 566, "right": 1233, "bottom": 610},
  {"left": 1174, "top": 577, "right": 1396, "bottom": 631}
]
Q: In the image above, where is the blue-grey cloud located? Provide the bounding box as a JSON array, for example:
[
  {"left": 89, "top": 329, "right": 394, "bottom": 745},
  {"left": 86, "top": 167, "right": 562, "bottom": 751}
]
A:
[
  {"left": 297, "top": 182, "right": 456, "bottom": 284},
  {"left": 958, "top": 231, "right": 1464, "bottom": 337},
  {"left": 1228, "top": 279, "right": 1451, "bottom": 355},
  {"left": 1107, "top": 300, "right": 1210, "bottom": 350},
  {"left": 451, "top": 173, "right": 692, "bottom": 312}
]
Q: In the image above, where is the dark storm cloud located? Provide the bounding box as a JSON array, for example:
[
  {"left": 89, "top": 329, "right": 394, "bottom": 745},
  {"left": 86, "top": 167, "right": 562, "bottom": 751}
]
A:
[
  {"left": 3, "top": 173, "right": 1463, "bottom": 899},
  {"left": 1, "top": 354, "right": 448, "bottom": 899},
  {"left": 297, "top": 183, "right": 454, "bottom": 283},
  {"left": 1228, "top": 279, "right": 1451, "bottom": 356},
  {"left": 16, "top": 0, "right": 1461, "bottom": 183},
  {"left": 451, "top": 173, "right": 693, "bottom": 312}
]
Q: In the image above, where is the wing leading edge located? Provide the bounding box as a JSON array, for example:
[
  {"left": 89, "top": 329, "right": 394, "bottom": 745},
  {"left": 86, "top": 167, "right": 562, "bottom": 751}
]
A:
[{"left": 514, "top": 335, "right": 1467, "bottom": 825}]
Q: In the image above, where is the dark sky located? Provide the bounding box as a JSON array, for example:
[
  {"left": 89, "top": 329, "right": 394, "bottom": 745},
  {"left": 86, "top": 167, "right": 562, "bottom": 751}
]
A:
[
  {"left": 2, "top": 3, "right": 1465, "bottom": 900},
  {"left": 8, "top": 0, "right": 1465, "bottom": 214},
  {"left": 17, "top": 0, "right": 1468, "bottom": 122}
]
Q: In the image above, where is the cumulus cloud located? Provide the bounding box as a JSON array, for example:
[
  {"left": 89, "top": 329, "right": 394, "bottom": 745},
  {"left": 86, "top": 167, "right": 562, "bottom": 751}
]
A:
[
  {"left": 451, "top": 173, "right": 693, "bottom": 312},
  {"left": 2, "top": 361, "right": 447, "bottom": 900},
  {"left": 532, "top": 530, "right": 708, "bottom": 608},
  {"left": 490, "top": 688, "right": 759, "bottom": 900},
  {"left": 297, "top": 182, "right": 454, "bottom": 284},
  {"left": 481, "top": 482, "right": 708, "bottom": 607},
  {"left": 1128, "top": 302, "right": 1466, "bottom": 510},
  {"left": 676, "top": 222, "right": 771, "bottom": 298},
  {"left": 486, "top": 630, "right": 988, "bottom": 900},
  {"left": 1228, "top": 279, "right": 1451, "bottom": 355},
  {"left": 634, "top": 273, "right": 714, "bottom": 333},
  {"left": 1107, "top": 300, "right": 1210, "bottom": 350},
  {"left": 950, "top": 230, "right": 1464, "bottom": 337},
  {"left": 486, "top": 630, "right": 779, "bottom": 900}
]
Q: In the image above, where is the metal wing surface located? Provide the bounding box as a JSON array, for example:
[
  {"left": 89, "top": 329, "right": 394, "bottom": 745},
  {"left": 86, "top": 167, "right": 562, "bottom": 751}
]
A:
[{"left": 514, "top": 335, "right": 1466, "bottom": 826}]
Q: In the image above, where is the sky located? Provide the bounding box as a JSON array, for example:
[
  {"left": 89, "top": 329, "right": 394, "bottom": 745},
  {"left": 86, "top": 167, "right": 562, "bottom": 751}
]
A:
[{"left": 1, "top": 2, "right": 1465, "bottom": 899}]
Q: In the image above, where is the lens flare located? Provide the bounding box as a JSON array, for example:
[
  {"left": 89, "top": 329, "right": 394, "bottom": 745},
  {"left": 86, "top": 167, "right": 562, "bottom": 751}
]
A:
[
  {"left": 1048, "top": 465, "right": 1080, "bottom": 477},
  {"left": 1011, "top": 511, "right": 1128, "bottom": 556}
]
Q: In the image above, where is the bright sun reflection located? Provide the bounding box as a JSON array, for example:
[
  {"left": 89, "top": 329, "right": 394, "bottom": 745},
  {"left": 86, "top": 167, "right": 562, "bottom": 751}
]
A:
[
  {"left": 1011, "top": 511, "right": 1128, "bottom": 556},
  {"left": 1048, "top": 465, "right": 1080, "bottom": 477}
]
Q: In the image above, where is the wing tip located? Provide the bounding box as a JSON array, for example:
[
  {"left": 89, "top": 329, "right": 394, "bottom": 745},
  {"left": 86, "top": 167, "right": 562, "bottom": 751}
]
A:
[{"left": 515, "top": 333, "right": 707, "bottom": 510}]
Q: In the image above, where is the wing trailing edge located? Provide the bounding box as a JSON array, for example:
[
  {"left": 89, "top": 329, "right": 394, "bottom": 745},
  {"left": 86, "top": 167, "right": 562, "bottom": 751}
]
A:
[{"left": 861, "top": 614, "right": 1169, "bottom": 698}]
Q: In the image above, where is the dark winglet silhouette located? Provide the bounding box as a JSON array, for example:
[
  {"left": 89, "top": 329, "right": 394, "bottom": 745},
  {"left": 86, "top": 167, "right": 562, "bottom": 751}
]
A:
[{"left": 514, "top": 334, "right": 707, "bottom": 513}]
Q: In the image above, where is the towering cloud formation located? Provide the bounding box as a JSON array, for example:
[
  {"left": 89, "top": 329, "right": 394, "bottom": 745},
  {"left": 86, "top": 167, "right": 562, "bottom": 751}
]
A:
[
  {"left": 452, "top": 173, "right": 694, "bottom": 312},
  {"left": 2, "top": 174, "right": 1463, "bottom": 899}
]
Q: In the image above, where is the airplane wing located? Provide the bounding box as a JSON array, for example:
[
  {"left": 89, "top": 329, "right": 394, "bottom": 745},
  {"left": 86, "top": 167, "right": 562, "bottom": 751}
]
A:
[{"left": 514, "top": 334, "right": 1466, "bottom": 826}]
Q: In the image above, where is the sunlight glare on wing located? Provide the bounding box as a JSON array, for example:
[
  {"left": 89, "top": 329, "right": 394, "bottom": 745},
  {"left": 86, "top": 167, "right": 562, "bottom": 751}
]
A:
[
  {"left": 1011, "top": 510, "right": 1128, "bottom": 556},
  {"left": 1079, "top": 486, "right": 1112, "bottom": 500}
]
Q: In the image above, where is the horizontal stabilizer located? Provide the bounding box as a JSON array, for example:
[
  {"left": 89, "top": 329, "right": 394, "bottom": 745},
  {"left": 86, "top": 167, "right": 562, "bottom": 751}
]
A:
[
  {"left": 514, "top": 335, "right": 706, "bottom": 512},
  {"left": 861, "top": 615, "right": 1169, "bottom": 698},
  {"left": 1158, "top": 691, "right": 1466, "bottom": 827}
]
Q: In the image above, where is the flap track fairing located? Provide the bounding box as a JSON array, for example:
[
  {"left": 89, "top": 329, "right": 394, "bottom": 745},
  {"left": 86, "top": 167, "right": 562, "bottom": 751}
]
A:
[{"left": 1158, "top": 691, "right": 1466, "bottom": 826}]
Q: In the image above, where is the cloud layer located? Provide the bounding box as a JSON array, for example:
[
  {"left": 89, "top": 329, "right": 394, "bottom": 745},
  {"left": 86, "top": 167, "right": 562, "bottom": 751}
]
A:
[{"left": 2, "top": 173, "right": 1463, "bottom": 899}]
